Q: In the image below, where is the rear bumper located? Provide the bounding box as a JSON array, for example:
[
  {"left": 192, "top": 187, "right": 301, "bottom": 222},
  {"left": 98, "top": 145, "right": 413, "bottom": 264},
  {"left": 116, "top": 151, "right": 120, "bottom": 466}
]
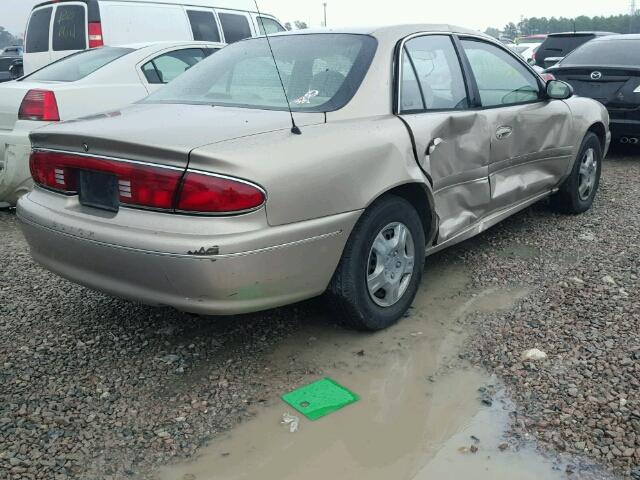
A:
[
  {"left": 17, "top": 190, "right": 361, "bottom": 315},
  {"left": 609, "top": 118, "right": 640, "bottom": 138}
]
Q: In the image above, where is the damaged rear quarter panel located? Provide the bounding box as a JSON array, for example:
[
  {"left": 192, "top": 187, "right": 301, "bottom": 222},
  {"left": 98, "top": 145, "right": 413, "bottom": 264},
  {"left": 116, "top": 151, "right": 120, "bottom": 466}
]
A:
[{"left": 187, "top": 115, "right": 426, "bottom": 227}]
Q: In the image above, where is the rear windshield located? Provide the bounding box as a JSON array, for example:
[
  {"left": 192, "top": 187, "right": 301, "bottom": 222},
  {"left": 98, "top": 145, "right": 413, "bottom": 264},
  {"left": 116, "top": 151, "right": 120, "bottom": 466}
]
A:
[
  {"left": 24, "top": 47, "right": 134, "bottom": 82},
  {"left": 144, "top": 34, "right": 378, "bottom": 112},
  {"left": 561, "top": 39, "right": 640, "bottom": 66},
  {"left": 541, "top": 34, "right": 596, "bottom": 56},
  {"left": 26, "top": 7, "right": 53, "bottom": 53}
]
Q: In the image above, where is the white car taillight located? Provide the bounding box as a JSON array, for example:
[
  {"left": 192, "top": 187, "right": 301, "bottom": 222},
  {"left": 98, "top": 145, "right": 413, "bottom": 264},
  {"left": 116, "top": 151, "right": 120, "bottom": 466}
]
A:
[{"left": 634, "top": 85, "right": 640, "bottom": 93}]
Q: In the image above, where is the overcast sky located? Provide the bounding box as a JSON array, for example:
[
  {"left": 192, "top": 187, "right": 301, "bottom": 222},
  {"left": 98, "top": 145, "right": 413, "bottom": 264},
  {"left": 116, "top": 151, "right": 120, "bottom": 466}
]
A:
[{"left": 2, "top": 0, "right": 632, "bottom": 36}]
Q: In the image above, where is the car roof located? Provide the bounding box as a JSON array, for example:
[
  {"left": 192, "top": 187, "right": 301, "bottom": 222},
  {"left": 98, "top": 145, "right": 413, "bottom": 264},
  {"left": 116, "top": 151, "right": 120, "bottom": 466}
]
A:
[
  {"left": 119, "top": 41, "right": 225, "bottom": 50},
  {"left": 271, "top": 24, "right": 487, "bottom": 40},
  {"left": 547, "top": 31, "right": 616, "bottom": 37},
  {"left": 591, "top": 34, "right": 640, "bottom": 41}
]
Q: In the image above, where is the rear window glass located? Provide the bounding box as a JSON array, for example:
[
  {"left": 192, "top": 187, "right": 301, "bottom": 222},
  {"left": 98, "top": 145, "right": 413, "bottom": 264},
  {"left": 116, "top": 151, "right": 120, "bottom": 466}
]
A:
[
  {"left": 26, "top": 7, "right": 53, "bottom": 53},
  {"left": 561, "top": 39, "right": 640, "bottom": 66},
  {"left": 25, "top": 47, "right": 134, "bottom": 82},
  {"left": 52, "top": 4, "right": 87, "bottom": 51},
  {"left": 541, "top": 35, "right": 595, "bottom": 56},
  {"left": 145, "top": 34, "right": 377, "bottom": 113},
  {"left": 219, "top": 13, "right": 252, "bottom": 44},
  {"left": 187, "top": 10, "right": 220, "bottom": 42},
  {"left": 257, "top": 17, "right": 285, "bottom": 35}
]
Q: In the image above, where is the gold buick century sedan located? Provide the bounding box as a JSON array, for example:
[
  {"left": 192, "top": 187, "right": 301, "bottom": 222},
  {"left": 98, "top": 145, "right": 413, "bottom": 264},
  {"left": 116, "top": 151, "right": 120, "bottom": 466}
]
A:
[{"left": 18, "top": 25, "right": 610, "bottom": 330}]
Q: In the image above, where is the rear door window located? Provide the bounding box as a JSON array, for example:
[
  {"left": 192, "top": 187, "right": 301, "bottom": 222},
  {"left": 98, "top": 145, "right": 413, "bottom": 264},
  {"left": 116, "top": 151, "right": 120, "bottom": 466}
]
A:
[
  {"left": 187, "top": 10, "right": 221, "bottom": 42},
  {"left": 402, "top": 35, "right": 469, "bottom": 111},
  {"left": 256, "top": 16, "right": 285, "bottom": 35},
  {"left": 52, "top": 4, "right": 87, "bottom": 51},
  {"left": 142, "top": 48, "right": 206, "bottom": 84},
  {"left": 219, "top": 13, "right": 252, "bottom": 44},
  {"left": 26, "top": 7, "right": 53, "bottom": 53}
]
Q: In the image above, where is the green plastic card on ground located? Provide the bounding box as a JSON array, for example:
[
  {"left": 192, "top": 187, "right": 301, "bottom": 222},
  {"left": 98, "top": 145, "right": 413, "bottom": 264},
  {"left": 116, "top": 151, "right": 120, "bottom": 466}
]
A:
[{"left": 282, "top": 377, "right": 359, "bottom": 421}]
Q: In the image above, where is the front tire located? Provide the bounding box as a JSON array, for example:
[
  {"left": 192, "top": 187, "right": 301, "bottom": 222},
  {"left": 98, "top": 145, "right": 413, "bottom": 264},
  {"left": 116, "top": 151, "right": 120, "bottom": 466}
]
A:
[
  {"left": 550, "top": 132, "right": 602, "bottom": 214},
  {"left": 327, "top": 195, "right": 426, "bottom": 331}
]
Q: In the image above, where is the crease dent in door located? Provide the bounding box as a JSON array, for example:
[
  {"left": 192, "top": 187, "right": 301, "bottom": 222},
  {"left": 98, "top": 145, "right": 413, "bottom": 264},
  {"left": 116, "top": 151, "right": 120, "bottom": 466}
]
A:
[{"left": 415, "top": 112, "right": 492, "bottom": 243}]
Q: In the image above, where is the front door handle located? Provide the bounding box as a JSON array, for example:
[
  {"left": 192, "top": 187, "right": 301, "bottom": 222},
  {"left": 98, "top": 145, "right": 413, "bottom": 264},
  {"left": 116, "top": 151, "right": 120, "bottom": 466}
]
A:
[
  {"left": 426, "top": 137, "right": 443, "bottom": 156},
  {"left": 496, "top": 126, "right": 513, "bottom": 140}
]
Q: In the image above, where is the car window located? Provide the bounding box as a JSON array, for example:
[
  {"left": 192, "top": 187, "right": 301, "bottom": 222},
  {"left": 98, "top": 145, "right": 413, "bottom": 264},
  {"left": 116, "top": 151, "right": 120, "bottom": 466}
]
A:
[
  {"left": 52, "top": 4, "right": 87, "bottom": 51},
  {"left": 145, "top": 34, "right": 377, "bottom": 113},
  {"left": 462, "top": 39, "right": 540, "bottom": 107},
  {"left": 142, "top": 48, "right": 206, "bottom": 84},
  {"left": 400, "top": 51, "right": 425, "bottom": 111},
  {"left": 219, "top": 13, "right": 252, "bottom": 44},
  {"left": 26, "top": 7, "right": 53, "bottom": 53},
  {"left": 257, "top": 16, "right": 285, "bottom": 35},
  {"left": 25, "top": 47, "right": 134, "bottom": 82},
  {"left": 402, "top": 35, "right": 468, "bottom": 112},
  {"left": 187, "top": 10, "right": 220, "bottom": 42},
  {"left": 561, "top": 39, "right": 640, "bottom": 66}
]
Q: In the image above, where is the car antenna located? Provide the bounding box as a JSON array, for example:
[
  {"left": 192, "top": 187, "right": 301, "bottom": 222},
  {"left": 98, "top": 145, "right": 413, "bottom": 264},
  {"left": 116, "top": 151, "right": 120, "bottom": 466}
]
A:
[{"left": 253, "top": 0, "right": 302, "bottom": 135}]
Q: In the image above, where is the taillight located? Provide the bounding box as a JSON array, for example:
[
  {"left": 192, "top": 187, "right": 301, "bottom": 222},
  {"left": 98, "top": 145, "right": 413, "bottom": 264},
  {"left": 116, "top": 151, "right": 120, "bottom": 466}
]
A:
[
  {"left": 177, "top": 172, "right": 266, "bottom": 213},
  {"left": 18, "top": 90, "right": 60, "bottom": 121},
  {"left": 29, "top": 150, "right": 266, "bottom": 214},
  {"left": 541, "top": 73, "right": 556, "bottom": 82},
  {"left": 29, "top": 151, "right": 182, "bottom": 209},
  {"left": 88, "top": 22, "right": 104, "bottom": 48}
]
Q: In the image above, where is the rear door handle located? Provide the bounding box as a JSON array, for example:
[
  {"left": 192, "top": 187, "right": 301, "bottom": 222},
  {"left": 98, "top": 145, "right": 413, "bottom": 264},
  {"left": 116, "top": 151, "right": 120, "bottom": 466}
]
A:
[
  {"left": 426, "top": 137, "right": 443, "bottom": 156},
  {"left": 496, "top": 126, "right": 513, "bottom": 140}
]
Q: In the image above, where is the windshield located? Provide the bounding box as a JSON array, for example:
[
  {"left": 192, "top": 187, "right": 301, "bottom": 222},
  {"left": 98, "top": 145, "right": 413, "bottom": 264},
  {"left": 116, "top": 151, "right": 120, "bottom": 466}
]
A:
[
  {"left": 144, "top": 33, "right": 378, "bottom": 112},
  {"left": 24, "top": 47, "right": 134, "bottom": 82},
  {"left": 561, "top": 39, "right": 640, "bottom": 66}
]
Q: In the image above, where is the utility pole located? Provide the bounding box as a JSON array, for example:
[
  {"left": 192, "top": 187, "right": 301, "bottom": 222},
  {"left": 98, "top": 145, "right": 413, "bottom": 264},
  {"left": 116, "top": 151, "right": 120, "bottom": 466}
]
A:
[
  {"left": 323, "top": 3, "right": 327, "bottom": 27},
  {"left": 631, "top": 0, "right": 637, "bottom": 33}
]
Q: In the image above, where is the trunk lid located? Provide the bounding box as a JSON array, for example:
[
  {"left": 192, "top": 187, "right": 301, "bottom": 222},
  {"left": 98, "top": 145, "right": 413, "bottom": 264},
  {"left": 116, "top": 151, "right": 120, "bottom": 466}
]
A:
[
  {"left": 30, "top": 103, "right": 324, "bottom": 168},
  {"left": 554, "top": 67, "right": 640, "bottom": 108}
]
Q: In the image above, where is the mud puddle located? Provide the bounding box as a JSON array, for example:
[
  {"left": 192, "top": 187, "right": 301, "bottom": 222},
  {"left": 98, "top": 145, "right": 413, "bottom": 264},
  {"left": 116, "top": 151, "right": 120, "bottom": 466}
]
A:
[{"left": 155, "top": 261, "right": 562, "bottom": 480}]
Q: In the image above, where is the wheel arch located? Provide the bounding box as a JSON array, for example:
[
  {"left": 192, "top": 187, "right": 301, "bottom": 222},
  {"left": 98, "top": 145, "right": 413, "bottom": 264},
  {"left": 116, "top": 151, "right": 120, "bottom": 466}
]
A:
[
  {"left": 369, "top": 182, "right": 438, "bottom": 246},
  {"left": 587, "top": 121, "right": 607, "bottom": 155}
]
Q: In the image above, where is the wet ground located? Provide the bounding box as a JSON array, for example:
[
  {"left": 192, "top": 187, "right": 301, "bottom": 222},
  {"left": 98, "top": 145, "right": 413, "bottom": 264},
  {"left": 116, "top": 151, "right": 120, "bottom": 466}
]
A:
[{"left": 155, "top": 263, "right": 562, "bottom": 480}]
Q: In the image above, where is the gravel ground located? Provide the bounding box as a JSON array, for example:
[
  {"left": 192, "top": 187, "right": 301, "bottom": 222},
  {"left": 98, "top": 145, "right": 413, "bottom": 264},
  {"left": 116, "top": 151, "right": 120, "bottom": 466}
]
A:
[
  {"left": 1, "top": 148, "right": 638, "bottom": 479},
  {"left": 459, "top": 148, "right": 640, "bottom": 478}
]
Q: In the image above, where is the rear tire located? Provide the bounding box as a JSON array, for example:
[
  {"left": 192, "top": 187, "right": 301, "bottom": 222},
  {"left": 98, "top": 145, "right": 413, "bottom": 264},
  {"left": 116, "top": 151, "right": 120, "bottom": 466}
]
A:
[
  {"left": 550, "top": 132, "right": 602, "bottom": 214},
  {"left": 327, "top": 195, "right": 426, "bottom": 331}
]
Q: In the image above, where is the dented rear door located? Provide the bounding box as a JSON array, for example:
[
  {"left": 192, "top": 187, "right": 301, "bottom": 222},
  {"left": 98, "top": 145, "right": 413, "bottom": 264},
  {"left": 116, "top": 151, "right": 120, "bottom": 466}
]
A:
[{"left": 398, "top": 34, "right": 492, "bottom": 243}]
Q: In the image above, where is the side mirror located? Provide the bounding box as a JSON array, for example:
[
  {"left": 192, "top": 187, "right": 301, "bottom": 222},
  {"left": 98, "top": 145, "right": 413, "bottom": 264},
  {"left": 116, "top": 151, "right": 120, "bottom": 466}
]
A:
[{"left": 546, "top": 80, "right": 573, "bottom": 100}]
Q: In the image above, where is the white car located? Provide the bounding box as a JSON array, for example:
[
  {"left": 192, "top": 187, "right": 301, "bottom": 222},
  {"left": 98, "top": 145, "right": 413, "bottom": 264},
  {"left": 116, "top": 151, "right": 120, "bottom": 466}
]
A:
[
  {"left": 0, "top": 41, "right": 222, "bottom": 206},
  {"left": 24, "top": 0, "right": 284, "bottom": 74},
  {"left": 511, "top": 42, "right": 541, "bottom": 65}
]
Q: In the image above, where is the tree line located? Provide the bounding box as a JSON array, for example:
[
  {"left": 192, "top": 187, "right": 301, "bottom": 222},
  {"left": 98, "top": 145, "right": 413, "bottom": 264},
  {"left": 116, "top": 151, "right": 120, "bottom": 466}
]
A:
[
  {"left": 0, "top": 27, "right": 21, "bottom": 49},
  {"left": 486, "top": 13, "right": 640, "bottom": 39}
]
